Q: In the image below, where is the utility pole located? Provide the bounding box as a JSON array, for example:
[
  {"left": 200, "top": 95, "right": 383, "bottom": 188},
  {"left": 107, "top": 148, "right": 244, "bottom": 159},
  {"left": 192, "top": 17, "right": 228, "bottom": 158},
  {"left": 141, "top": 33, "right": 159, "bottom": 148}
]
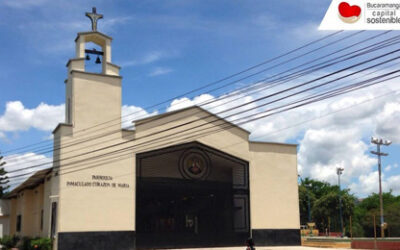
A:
[
  {"left": 371, "top": 137, "right": 391, "bottom": 238},
  {"left": 337, "top": 167, "right": 344, "bottom": 237}
]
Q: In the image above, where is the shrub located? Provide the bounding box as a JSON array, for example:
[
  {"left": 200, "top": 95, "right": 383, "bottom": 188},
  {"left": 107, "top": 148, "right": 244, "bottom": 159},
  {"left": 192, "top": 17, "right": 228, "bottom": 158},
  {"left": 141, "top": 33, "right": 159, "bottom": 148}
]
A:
[
  {"left": 30, "top": 238, "right": 51, "bottom": 250},
  {"left": 17, "top": 237, "right": 32, "bottom": 250},
  {"left": 0, "top": 235, "right": 19, "bottom": 250},
  {"left": 0, "top": 236, "right": 51, "bottom": 250}
]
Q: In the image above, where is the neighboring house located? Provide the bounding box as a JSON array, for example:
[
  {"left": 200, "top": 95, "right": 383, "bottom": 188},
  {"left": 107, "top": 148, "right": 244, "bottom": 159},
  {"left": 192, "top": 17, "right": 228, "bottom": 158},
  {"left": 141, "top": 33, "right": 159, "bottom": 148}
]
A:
[
  {"left": 3, "top": 169, "right": 55, "bottom": 239},
  {"left": 0, "top": 199, "right": 10, "bottom": 237}
]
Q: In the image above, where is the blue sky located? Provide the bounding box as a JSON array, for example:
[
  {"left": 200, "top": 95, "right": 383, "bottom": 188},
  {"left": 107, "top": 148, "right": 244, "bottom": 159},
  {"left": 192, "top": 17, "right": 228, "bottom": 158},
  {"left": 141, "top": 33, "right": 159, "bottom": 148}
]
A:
[{"left": 0, "top": 0, "right": 399, "bottom": 197}]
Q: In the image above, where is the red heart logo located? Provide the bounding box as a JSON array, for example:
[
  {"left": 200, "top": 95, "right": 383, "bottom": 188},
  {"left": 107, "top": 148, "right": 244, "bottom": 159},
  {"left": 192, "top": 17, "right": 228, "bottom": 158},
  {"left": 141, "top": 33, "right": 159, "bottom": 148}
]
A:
[{"left": 338, "top": 2, "right": 361, "bottom": 18}]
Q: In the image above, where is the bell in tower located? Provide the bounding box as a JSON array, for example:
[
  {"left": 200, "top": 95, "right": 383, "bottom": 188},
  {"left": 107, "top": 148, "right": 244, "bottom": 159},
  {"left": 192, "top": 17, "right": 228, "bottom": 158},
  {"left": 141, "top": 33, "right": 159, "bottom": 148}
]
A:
[
  {"left": 64, "top": 7, "right": 122, "bottom": 130},
  {"left": 67, "top": 7, "right": 120, "bottom": 76}
]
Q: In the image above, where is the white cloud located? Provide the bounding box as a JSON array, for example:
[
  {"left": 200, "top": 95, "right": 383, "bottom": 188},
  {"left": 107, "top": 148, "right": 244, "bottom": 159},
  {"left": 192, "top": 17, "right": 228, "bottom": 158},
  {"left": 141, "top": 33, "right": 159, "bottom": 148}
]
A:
[
  {"left": 387, "top": 175, "right": 400, "bottom": 195},
  {"left": 1, "top": 0, "right": 48, "bottom": 9},
  {"left": 0, "top": 104, "right": 159, "bottom": 189},
  {"left": 349, "top": 171, "right": 381, "bottom": 196},
  {"left": 166, "top": 92, "right": 258, "bottom": 123},
  {"left": 161, "top": 78, "right": 400, "bottom": 198},
  {"left": 43, "top": 134, "right": 54, "bottom": 141},
  {"left": 251, "top": 14, "right": 278, "bottom": 31},
  {"left": 148, "top": 67, "right": 173, "bottom": 77},
  {"left": 0, "top": 132, "right": 5, "bottom": 140},
  {"left": 141, "top": 52, "right": 165, "bottom": 64},
  {"left": 349, "top": 172, "right": 400, "bottom": 196},
  {"left": 259, "top": 86, "right": 399, "bottom": 195},
  {"left": 120, "top": 51, "right": 169, "bottom": 67},
  {"left": 0, "top": 101, "right": 161, "bottom": 135},
  {"left": 101, "top": 16, "right": 133, "bottom": 33},
  {"left": 167, "top": 94, "right": 214, "bottom": 112},
  {"left": 287, "top": 22, "right": 323, "bottom": 42},
  {"left": 375, "top": 102, "right": 400, "bottom": 143},
  {"left": 1, "top": 75, "right": 399, "bottom": 197},
  {"left": 0, "top": 101, "right": 64, "bottom": 132},
  {"left": 4, "top": 152, "right": 52, "bottom": 190},
  {"left": 298, "top": 128, "right": 376, "bottom": 185},
  {"left": 121, "top": 105, "right": 158, "bottom": 129}
]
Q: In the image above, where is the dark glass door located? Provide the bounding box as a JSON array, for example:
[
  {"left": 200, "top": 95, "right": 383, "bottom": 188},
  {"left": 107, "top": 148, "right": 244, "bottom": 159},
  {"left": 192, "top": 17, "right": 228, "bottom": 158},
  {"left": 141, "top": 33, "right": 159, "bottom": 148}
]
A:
[{"left": 136, "top": 178, "right": 246, "bottom": 249}]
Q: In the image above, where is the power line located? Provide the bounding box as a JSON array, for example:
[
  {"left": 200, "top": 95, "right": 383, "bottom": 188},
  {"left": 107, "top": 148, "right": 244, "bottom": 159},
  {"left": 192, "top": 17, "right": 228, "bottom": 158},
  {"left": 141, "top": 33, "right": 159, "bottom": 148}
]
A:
[
  {"left": 9, "top": 85, "right": 400, "bottom": 187},
  {"left": 2, "top": 31, "right": 344, "bottom": 155},
  {"left": 3, "top": 38, "right": 400, "bottom": 171},
  {"left": 3, "top": 32, "right": 396, "bottom": 165},
  {"left": 8, "top": 72, "right": 399, "bottom": 187},
  {"left": 5, "top": 60, "right": 400, "bottom": 181},
  {"left": 4, "top": 41, "right": 400, "bottom": 172}
]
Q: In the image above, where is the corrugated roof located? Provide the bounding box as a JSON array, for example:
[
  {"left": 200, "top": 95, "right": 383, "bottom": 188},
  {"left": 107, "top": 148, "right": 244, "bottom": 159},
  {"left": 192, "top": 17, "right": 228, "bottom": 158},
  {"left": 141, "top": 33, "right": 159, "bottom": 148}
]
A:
[{"left": 4, "top": 168, "right": 52, "bottom": 199}]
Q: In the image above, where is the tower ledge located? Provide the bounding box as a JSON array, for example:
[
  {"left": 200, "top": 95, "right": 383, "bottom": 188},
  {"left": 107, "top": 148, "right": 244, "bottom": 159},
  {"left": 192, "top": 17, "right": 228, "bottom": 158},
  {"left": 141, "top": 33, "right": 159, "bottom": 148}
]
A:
[
  {"left": 70, "top": 70, "right": 122, "bottom": 79},
  {"left": 75, "top": 31, "right": 112, "bottom": 43}
]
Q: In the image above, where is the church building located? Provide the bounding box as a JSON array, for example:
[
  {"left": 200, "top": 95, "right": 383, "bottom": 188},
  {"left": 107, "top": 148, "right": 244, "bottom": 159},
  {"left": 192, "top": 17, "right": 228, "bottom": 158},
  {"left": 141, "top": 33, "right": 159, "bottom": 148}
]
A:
[{"left": 2, "top": 8, "right": 300, "bottom": 250}]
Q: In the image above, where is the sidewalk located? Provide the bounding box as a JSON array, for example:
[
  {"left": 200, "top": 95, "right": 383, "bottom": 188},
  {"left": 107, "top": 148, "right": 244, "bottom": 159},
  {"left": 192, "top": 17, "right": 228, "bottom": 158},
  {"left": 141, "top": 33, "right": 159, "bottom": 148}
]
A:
[{"left": 166, "top": 247, "right": 352, "bottom": 250}]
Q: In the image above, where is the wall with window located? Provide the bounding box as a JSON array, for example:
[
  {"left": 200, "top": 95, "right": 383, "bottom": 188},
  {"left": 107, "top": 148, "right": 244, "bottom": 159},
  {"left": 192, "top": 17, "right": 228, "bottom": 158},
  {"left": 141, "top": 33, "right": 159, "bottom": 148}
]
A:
[
  {"left": 7, "top": 178, "right": 55, "bottom": 238},
  {"left": 9, "top": 198, "right": 16, "bottom": 235},
  {"left": 42, "top": 175, "right": 54, "bottom": 238},
  {"left": 30, "top": 185, "right": 45, "bottom": 237},
  {"left": 0, "top": 199, "right": 10, "bottom": 237}
]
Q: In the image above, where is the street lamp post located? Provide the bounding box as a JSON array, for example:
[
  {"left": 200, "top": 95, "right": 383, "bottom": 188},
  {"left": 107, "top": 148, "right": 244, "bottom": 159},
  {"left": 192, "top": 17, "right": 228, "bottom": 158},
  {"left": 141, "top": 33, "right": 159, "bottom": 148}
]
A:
[
  {"left": 337, "top": 167, "right": 344, "bottom": 237},
  {"left": 303, "top": 182, "right": 312, "bottom": 223},
  {"left": 371, "top": 137, "right": 391, "bottom": 238}
]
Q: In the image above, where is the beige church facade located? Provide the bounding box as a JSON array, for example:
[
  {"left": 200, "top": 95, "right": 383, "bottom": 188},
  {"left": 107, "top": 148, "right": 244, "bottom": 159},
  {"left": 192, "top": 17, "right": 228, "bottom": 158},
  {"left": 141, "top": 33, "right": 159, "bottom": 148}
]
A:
[{"left": 2, "top": 10, "right": 300, "bottom": 250}]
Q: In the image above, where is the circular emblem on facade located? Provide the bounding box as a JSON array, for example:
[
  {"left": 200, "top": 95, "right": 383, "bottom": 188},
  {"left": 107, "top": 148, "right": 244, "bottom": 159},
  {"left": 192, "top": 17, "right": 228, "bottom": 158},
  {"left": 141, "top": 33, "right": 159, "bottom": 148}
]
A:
[{"left": 179, "top": 149, "right": 211, "bottom": 180}]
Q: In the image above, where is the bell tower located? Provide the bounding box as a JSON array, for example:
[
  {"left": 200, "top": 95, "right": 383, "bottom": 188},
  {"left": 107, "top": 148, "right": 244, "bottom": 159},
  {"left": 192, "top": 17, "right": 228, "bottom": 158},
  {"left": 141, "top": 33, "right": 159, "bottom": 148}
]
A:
[
  {"left": 65, "top": 7, "right": 122, "bottom": 131},
  {"left": 53, "top": 9, "right": 135, "bottom": 250}
]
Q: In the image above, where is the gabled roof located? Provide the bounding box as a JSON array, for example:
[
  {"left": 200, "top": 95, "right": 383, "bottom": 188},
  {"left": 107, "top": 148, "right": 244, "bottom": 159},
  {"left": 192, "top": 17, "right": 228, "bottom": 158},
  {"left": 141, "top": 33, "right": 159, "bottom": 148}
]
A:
[
  {"left": 132, "top": 106, "right": 251, "bottom": 134},
  {"left": 4, "top": 168, "right": 52, "bottom": 199}
]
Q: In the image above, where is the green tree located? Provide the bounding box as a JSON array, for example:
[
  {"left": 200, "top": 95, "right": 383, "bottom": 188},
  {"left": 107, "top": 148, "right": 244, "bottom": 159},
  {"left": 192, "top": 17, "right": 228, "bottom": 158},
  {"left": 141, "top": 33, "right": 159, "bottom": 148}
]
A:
[
  {"left": 385, "top": 202, "right": 400, "bottom": 237},
  {"left": 357, "top": 192, "right": 398, "bottom": 211},
  {"left": 298, "top": 178, "right": 400, "bottom": 237},
  {"left": 299, "top": 178, "right": 332, "bottom": 225},
  {"left": 301, "top": 178, "right": 340, "bottom": 198},
  {"left": 298, "top": 184, "right": 316, "bottom": 225},
  {"left": 351, "top": 203, "right": 366, "bottom": 237},
  {"left": 353, "top": 192, "right": 400, "bottom": 237},
  {"left": 0, "top": 152, "right": 9, "bottom": 198},
  {"left": 312, "top": 191, "right": 355, "bottom": 234},
  {"left": 299, "top": 177, "right": 356, "bottom": 234}
]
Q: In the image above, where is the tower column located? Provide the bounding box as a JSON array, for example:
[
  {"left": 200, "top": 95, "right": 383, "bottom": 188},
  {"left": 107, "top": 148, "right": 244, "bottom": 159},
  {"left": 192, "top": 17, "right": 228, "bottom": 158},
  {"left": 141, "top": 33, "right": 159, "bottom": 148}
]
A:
[
  {"left": 105, "top": 39, "right": 112, "bottom": 63},
  {"left": 75, "top": 36, "right": 85, "bottom": 58}
]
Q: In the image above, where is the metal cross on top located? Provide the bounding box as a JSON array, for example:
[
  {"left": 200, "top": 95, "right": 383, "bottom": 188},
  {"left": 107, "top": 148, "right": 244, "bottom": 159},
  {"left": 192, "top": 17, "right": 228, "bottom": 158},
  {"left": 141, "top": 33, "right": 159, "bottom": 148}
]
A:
[{"left": 85, "top": 7, "right": 103, "bottom": 32}]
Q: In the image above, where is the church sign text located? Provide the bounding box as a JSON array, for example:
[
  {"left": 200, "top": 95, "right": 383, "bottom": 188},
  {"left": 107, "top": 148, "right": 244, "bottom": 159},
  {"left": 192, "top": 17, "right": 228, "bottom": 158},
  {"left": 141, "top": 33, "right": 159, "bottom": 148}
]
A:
[{"left": 66, "top": 175, "right": 129, "bottom": 188}]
